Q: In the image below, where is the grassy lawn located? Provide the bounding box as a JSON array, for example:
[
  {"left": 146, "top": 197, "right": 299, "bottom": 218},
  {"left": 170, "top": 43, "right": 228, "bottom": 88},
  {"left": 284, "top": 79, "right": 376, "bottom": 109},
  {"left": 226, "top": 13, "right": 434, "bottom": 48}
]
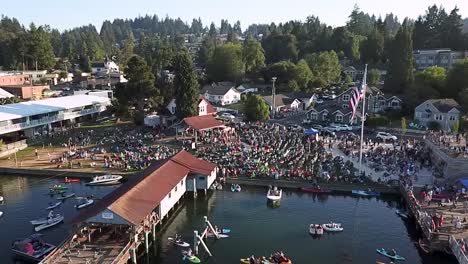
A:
[{"left": 223, "top": 102, "right": 245, "bottom": 113}]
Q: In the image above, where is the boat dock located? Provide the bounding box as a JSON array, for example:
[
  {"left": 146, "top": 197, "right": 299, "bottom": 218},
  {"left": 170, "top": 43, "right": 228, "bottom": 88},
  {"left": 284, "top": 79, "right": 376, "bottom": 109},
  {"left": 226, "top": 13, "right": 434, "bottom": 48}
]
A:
[
  {"left": 400, "top": 183, "right": 468, "bottom": 264},
  {"left": 39, "top": 150, "right": 217, "bottom": 264}
]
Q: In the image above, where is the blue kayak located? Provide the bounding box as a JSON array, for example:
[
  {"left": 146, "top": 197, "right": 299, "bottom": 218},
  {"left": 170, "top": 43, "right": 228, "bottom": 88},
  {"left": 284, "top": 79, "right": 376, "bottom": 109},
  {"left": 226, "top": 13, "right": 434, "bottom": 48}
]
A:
[{"left": 376, "top": 248, "right": 405, "bottom": 261}]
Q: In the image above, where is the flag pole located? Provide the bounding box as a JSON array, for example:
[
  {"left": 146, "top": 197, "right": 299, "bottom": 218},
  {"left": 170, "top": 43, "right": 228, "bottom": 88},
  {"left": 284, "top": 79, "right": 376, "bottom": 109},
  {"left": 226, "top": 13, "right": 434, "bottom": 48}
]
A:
[{"left": 358, "top": 64, "right": 368, "bottom": 174}]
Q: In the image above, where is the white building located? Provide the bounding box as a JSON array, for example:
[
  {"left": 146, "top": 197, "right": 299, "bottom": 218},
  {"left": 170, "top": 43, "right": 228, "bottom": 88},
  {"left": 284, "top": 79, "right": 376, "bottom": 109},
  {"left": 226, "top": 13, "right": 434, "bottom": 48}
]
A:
[
  {"left": 0, "top": 95, "right": 110, "bottom": 138},
  {"left": 201, "top": 83, "right": 241, "bottom": 106},
  {"left": 91, "top": 60, "right": 120, "bottom": 74},
  {"left": 166, "top": 97, "right": 216, "bottom": 116}
]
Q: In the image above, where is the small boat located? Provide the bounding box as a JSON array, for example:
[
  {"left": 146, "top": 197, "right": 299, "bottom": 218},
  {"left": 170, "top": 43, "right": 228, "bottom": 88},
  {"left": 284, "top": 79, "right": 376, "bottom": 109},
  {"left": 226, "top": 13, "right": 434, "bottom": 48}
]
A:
[
  {"left": 0, "top": 195, "right": 4, "bottom": 202},
  {"left": 352, "top": 190, "right": 380, "bottom": 197},
  {"left": 11, "top": 234, "right": 55, "bottom": 262},
  {"left": 168, "top": 237, "right": 190, "bottom": 247},
  {"left": 267, "top": 186, "right": 282, "bottom": 202},
  {"left": 182, "top": 250, "right": 201, "bottom": 263},
  {"left": 56, "top": 193, "right": 75, "bottom": 200},
  {"left": 322, "top": 222, "right": 344, "bottom": 232},
  {"left": 63, "top": 178, "right": 80, "bottom": 183},
  {"left": 300, "top": 188, "right": 332, "bottom": 194},
  {"left": 34, "top": 217, "right": 64, "bottom": 231},
  {"left": 309, "top": 224, "right": 324, "bottom": 235},
  {"left": 376, "top": 248, "right": 405, "bottom": 261},
  {"left": 49, "top": 185, "right": 68, "bottom": 191},
  {"left": 206, "top": 232, "right": 229, "bottom": 238},
  {"left": 231, "top": 184, "right": 241, "bottom": 192},
  {"left": 45, "top": 202, "right": 62, "bottom": 210},
  {"left": 30, "top": 212, "right": 63, "bottom": 225},
  {"left": 74, "top": 198, "right": 94, "bottom": 209},
  {"left": 396, "top": 210, "right": 409, "bottom": 219},
  {"left": 0, "top": 211, "right": 3, "bottom": 218},
  {"left": 86, "top": 174, "right": 122, "bottom": 186}
]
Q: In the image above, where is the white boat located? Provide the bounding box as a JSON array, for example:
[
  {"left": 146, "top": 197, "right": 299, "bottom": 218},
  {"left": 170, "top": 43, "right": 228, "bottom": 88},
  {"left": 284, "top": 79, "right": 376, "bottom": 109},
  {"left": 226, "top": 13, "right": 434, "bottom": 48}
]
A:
[
  {"left": 0, "top": 211, "right": 3, "bottom": 218},
  {"left": 309, "top": 224, "right": 324, "bottom": 235},
  {"left": 30, "top": 212, "right": 63, "bottom": 225},
  {"left": 168, "top": 237, "right": 190, "bottom": 247},
  {"left": 322, "top": 222, "right": 344, "bottom": 232},
  {"left": 267, "top": 187, "right": 282, "bottom": 202},
  {"left": 86, "top": 174, "right": 122, "bottom": 186},
  {"left": 75, "top": 199, "right": 94, "bottom": 209},
  {"left": 57, "top": 193, "right": 75, "bottom": 200},
  {"left": 34, "top": 217, "right": 63, "bottom": 231},
  {"left": 0, "top": 195, "right": 4, "bottom": 202},
  {"left": 45, "top": 202, "right": 62, "bottom": 210}
]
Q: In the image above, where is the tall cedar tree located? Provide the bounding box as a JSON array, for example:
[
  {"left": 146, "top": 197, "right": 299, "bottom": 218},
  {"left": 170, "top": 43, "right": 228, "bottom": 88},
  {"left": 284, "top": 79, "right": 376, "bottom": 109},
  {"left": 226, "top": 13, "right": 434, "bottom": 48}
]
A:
[{"left": 173, "top": 50, "right": 200, "bottom": 119}]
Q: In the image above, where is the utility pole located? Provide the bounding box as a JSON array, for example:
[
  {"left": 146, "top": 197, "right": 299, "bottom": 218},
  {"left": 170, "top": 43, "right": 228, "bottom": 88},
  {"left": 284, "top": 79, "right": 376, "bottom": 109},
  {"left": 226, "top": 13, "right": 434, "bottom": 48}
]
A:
[{"left": 271, "top": 77, "right": 277, "bottom": 119}]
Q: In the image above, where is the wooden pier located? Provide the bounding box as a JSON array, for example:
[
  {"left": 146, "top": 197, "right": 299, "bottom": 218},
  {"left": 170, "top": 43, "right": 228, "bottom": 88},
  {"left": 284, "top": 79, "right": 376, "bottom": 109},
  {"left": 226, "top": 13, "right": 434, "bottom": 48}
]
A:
[{"left": 400, "top": 183, "right": 468, "bottom": 264}]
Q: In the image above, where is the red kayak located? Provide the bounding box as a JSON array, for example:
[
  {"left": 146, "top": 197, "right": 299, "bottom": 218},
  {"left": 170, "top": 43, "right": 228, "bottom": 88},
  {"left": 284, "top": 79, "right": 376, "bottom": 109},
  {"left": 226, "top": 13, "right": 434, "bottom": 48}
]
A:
[
  {"left": 300, "top": 188, "right": 332, "bottom": 194},
  {"left": 63, "top": 178, "right": 81, "bottom": 183}
]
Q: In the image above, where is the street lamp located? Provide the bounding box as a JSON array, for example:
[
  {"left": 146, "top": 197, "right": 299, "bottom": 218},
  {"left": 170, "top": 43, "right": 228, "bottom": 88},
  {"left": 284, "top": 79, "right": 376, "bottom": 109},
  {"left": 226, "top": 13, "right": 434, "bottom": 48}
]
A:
[{"left": 271, "top": 77, "right": 277, "bottom": 119}]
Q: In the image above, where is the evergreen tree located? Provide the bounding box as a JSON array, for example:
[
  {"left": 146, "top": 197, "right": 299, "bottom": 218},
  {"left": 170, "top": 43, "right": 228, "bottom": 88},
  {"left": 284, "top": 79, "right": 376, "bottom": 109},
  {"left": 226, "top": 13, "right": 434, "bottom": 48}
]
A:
[
  {"left": 384, "top": 21, "right": 413, "bottom": 94},
  {"left": 245, "top": 95, "right": 269, "bottom": 121},
  {"left": 207, "top": 43, "right": 245, "bottom": 82},
  {"left": 243, "top": 39, "right": 265, "bottom": 79},
  {"left": 26, "top": 24, "right": 55, "bottom": 69},
  {"left": 173, "top": 50, "right": 200, "bottom": 119}
]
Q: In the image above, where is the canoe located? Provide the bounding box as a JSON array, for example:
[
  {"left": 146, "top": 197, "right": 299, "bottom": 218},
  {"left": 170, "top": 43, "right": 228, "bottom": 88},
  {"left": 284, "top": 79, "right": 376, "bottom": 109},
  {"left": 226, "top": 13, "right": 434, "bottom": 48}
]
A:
[
  {"left": 57, "top": 193, "right": 75, "bottom": 200},
  {"left": 46, "top": 202, "right": 62, "bottom": 210},
  {"left": 30, "top": 214, "right": 63, "bottom": 225},
  {"left": 34, "top": 217, "right": 64, "bottom": 231},
  {"left": 300, "top": 188, "right": 331, "bottom": 194},
  {"left": 75, "top": 199, "right": 94, "bottom": 209},
  {"left": 63, "top": 178, "right": 80, "bottom": 183},
  {"left": 376, "top": 248, "right": 405, "bottom": 261}
]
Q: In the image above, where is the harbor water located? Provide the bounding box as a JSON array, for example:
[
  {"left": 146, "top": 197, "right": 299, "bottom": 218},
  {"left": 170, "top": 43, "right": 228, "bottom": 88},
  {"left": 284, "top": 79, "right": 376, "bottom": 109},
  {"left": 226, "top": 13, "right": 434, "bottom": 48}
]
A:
[{"left": 0, "top": 175, "right": 457, "bottom": 264}]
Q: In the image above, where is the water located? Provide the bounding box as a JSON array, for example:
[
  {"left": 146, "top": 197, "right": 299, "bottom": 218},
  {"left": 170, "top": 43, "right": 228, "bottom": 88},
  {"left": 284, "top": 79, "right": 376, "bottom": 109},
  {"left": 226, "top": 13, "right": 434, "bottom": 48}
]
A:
[{"left": 0, "top": 176, "right": 456, "bottom": 264}]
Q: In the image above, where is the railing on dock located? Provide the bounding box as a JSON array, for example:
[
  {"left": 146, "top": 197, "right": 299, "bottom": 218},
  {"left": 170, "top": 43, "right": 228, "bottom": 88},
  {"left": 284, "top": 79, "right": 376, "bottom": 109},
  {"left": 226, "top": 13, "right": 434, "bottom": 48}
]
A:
[
  {"left": 111, "top": 240, "right": 133, "bottom": 264},
  {"left": 449, "top": 235, "right": 468, "bottom": 264}
]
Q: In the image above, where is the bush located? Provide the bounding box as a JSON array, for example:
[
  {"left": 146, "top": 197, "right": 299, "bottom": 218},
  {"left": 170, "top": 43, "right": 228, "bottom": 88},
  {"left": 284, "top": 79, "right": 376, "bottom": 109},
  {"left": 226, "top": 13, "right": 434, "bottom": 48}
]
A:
[
  {"left": 365, "top": 116, "right": 389, "bottom": 127},
  {"left": 427, "top": 121, "right": 442, "bottom": 131},
  {"left": 133, "top": 111, "right": 145, "bottom": 126}
]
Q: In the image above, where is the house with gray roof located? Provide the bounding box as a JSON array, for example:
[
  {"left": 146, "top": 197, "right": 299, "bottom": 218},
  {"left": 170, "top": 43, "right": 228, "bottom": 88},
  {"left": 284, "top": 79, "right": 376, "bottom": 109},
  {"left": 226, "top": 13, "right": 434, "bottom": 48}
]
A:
[
  {"left": 201, "top": 82, "right": 241, "bottom": 106},
  {"left": 262, "top": 94, "right": 302, "bottom": 113},
  {"left": 414, "top": 98, "right": 461, "bottom": 131}
]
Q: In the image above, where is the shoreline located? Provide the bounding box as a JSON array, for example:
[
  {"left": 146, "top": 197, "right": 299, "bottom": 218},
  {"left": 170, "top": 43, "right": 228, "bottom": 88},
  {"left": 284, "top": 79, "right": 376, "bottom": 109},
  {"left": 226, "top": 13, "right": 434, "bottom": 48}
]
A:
[{"left": 226, "top": 177, "right": 400, "bottom": 195}]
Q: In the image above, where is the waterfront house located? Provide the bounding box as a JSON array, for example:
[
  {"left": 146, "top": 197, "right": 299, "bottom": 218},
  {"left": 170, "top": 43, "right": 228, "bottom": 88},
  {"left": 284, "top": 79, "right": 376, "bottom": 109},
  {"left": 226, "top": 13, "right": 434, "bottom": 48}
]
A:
[{"left": 414, "top": 98, "right": 461, "bottom": 131}]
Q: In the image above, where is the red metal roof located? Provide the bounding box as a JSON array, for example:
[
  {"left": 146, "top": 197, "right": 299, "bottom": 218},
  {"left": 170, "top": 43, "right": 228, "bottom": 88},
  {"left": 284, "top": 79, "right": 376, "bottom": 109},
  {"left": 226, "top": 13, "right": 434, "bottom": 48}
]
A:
[
  {"left": 74, "top": 151, "right": 216, "bottom": 226},
  {"left": 182, "top": 115, "right": 224, "bottom": 131}
]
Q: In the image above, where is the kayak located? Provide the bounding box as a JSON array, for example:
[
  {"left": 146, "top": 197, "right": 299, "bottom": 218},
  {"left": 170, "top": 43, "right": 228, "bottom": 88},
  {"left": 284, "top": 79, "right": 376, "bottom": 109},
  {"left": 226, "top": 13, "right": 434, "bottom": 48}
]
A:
[
  {"left": 300, "top": 188, "right": 331, "bottom": 194},
  {"left": 46, "top": 202, "right": 62, "bottom": 210},
  {"left": 30, "top": 214, "right": 63, "bottom": 225},
  {"left": 206, "top": 233, "right": 229, "bottom": 238},
  {"left": 50, "top": 186, "right": 69, "bottom": 191},
  {"left": 376, "top": 248, "right": 405, "bottom": 261},
  {"left": 182, "top": 251, "right": 201, "bottom": 263},
  {"left": 34, "top": 217, "right": 64, "bottom": 232},
  {"left": 75, "top": 199, "right": 94, "bottom": 209},
  {"left": 352, "top": 190, "right": 380, "bottom": 197},
  {"left": 57, "top": 193, "right": 75, "bottom": 200},
  {"left": 63, "top": 178, "right": 80, "bottom": 183},
  {"left": 168, "top": 237, "right": 190, "bottom": 247},
  {"left": 240, "top": 258, "right": 272, "bottom": 264}
]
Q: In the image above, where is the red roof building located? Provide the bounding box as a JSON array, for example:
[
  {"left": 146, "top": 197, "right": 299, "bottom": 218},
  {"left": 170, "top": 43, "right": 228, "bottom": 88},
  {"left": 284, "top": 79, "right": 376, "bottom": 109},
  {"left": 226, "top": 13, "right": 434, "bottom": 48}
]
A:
[{"left": 182, "top": 115, "right": 224, "bottom": 131}]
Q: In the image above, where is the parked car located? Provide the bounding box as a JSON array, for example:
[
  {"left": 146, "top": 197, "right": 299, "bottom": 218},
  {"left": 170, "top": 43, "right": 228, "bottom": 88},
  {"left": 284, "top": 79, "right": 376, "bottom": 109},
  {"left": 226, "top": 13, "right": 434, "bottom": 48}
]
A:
[
  {"left": 219, "top": 112, "right": 236, "bottom": 120},
  {"left": 326, "top": 124, "right": 352, "bottom": 131},
  {"left": 311, "top": 124, "right": 323, "bottom": 130},
  {"left": 320, "top": 128, "right": 336, "bottom": 137},
  {"left": 337, "top": 124, "right": 353, "bottom": 131},
  {"left": 302, "top": 119, "right": 312, "bottom": 125},
  {"left": 376, "top": 132, "right": 397, "bottom": 141}
]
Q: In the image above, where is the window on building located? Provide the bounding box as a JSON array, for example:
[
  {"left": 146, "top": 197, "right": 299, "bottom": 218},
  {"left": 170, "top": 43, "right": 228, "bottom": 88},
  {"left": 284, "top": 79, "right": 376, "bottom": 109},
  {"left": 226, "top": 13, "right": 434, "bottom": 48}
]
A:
[
  {"left": 416, "top": 112, "right": 422, "bottom": 118},
  {"left": 434, "top": 114, "right": 443, "bottom": 121},
  {"left": 168, "top": 192, "right": 171, "bottom": 199},
  {"left": 199, "top": 106, "right": 205, "bottom": 113},
  {"left": 198, "top": 176, "right": 204, "bottom": 180},
  {"left": 342, "top": 95, "right": 350, "bottom": 101},
  {"left": 449, "top": 116, "right": 457, "bottom": 121},
  {"left": 335, "top": 114, "right": 343, "bottom": 122},
  {"left": 322, "top": 113, "right": 328, "bottom": 121},
  {"left": 175, "top": 186, "right": 178, "bottom": 192},
  {"left": 310, "top": 113, "right": 318, "bottom": 120},
  {"left": 181, "top": 180, "right": 184, "bottom": 186},
  {"left": 391, "top": 101, "right": 400, "bottom": 107},
  {"left": 342, "top": 104, "right": 349, "bottom": 109},
  {"left": 172, "top": 106, "right": 176, "bottom": 113}
]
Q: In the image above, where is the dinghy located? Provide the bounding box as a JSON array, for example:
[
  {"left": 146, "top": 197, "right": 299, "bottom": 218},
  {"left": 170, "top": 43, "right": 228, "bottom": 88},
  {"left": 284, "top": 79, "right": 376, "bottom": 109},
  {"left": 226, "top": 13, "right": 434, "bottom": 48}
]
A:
[
  {"left": 86, "top": 174, "right": 122, "bottom": 186},
  {"left": 267, "top": 186, "right": 282, "bottom": 202},
  {"left": 74, "top": 198, "right": 94, "bottom": 209},
  {"left": 30, "top": 212, "right": 63, "bottom": 225},
  {"left": 57, "top": 193, "right": 75, "bottom": 200},
  {"left": 45, "top": 202, "right": 62, "bottom": 210},
  {"left": 376, "top": 248, "right": 405, "bottom": 261},
  {"left": 322, "top": 222, "right": 344, "bottom": 232},
  {"left": 395, "top": 210, "right": 408, "bottom": 219},
  {"left": 309, "top": 224, "right": 324, "bottom": 235},
  {"left": 168, "top": 237, "right": 190, "bottom": 247},
  {"left": 34, "top": 217, "right": 64, "bottom": 231},
  {"left": 11, "top": 234, "right": 55, "bottom": 262}
]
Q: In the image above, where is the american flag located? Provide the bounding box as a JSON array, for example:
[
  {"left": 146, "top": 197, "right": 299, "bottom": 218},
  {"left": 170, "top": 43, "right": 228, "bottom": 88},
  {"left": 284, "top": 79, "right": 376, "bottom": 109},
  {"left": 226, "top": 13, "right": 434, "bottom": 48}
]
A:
[{"left": 349, "top": 68, "right": 367, "bottom": 122}]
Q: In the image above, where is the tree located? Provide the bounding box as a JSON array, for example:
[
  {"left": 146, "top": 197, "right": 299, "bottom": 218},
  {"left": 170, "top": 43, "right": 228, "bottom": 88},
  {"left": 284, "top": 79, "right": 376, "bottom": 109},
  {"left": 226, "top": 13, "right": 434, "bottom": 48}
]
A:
[
  {"left": 401, "top": 117, "right": 407, "bottom": 137},
  {"left": 261, "top": 34, "right": 298, "bottom": 64},
  {"left": 346, "top": 4, "right": 375, "bottom": 36},
  {"left": 26, "top": 24, "right": 55, "bottom": 69},
  {"left": 446, "top": 60, "right": 468, "bottom": 98},
  {"left": 243, "top": 39, "right": 265, "bottom": 78},
  {"left": 173, "top": 50, "right": 200, "bottom": 119},
  {"left": 361, "top": 28, "right": 384, "bottom": 64},
  {"left": 384, "top": 21, "right": 413, "bottom": 94},
  {"left": 452, "top": 119, "right": 460, "bottom": 134},
  {"left": 287, "top": 80, "right": 300, "bottom": 92},
  {"left": 119, "top": 37, "right": 135, "bottom": 65},
  {"left": 198, "top": 37, "right": 216, "bottom": 68},
  {"left": 116, "top": 56, "right": 160, "bottom": 120},
  {"left": 262, "top": 61, "right": 296, "bottom": 85},
  {"left": 245, "top": 95, "right": 269, "bottom": 121},
  {"left": 368, "top": 69, "right": 381, "bottom": 86},
  {"left": 344, "top": 74, "right": 353, "bottom": 84},
  {"left": 294, "top": 59, "right": 313, "bottom": 89},
  {"left": 304, "top": 51, "right": 341, "bottom": 87},
  {"left": 207, "top": 43, "right": 244, "bottom": 82}
]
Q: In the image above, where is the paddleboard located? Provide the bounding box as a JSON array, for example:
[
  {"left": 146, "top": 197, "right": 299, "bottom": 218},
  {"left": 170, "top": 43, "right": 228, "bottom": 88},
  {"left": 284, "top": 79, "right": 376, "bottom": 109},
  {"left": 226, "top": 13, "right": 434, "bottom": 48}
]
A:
[{"left": 376, "top": 248, "right": 405, "bottom": 261}]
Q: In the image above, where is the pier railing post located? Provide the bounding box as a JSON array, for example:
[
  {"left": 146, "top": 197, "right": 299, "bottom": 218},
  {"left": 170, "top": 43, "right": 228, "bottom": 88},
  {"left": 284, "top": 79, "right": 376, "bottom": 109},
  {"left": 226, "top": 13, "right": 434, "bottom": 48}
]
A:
[
  {"left": 194, "top": 230, "right": 199, "bottom": 255},
  {"left": 145, "top": 231, "right": 149, "bottom": 253},
  {"left": 152, "top": 223, "right": 156, "bottom": 242}
]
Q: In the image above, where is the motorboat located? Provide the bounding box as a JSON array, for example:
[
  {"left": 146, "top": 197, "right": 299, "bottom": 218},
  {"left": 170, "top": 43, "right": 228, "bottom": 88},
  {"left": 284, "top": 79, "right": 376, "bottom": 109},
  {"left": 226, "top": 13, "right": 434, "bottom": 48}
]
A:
[
  {"left": 34, "top": 217, "right": 63, "bottom": 231},
  {"left": 395, "top": 209, "right": 409, "bottom": 219},
  {"left": 231, "top": 184, "right": 241, "bottom": 192},
  {"left": 11, "top": 234, "right": 55, "bottom": 262},
  {"left": 45, "top": 202, "right": 62, "bottom": 210},
  {"left": 57, "top": 193, "right": 76, "bottom": 200},
  {"left": 74, "top": 198, "right": 94, "bottom": 209},
  {"left": 322, "top": 222, "right": 344, "bottom": 232},
  {"left": 300, "top": 187, "right": 332, "bottom": 194},
  {"left": 63, "top": 178, "right": 80, "bottom": 183},
  {"left": 168, "top": 236, "right": 190, "bottom": 247},
  {"left": 86, "top": 174, "right": 122, "bottom": 186},
  {"left": 267, "top": 186, "right": 282, "bottom": 202},
  {"left": 351, "top": 190, "right": 380, "bottom": 197},
  {"left": 30, "top": 212, "right": 63, "bottom": 225},
  {"left": 376, "top": 248, "right": 405, "bottom": 261},
  {"left": 309, "top": 224, "right": 324, "bottom": 235}
]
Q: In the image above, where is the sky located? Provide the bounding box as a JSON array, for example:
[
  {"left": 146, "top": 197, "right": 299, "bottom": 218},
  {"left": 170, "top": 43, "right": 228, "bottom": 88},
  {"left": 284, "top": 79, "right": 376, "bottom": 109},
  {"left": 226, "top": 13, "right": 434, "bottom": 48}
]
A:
[{"left": 2, "top": 0, "right": 468, "bottom": 32}]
